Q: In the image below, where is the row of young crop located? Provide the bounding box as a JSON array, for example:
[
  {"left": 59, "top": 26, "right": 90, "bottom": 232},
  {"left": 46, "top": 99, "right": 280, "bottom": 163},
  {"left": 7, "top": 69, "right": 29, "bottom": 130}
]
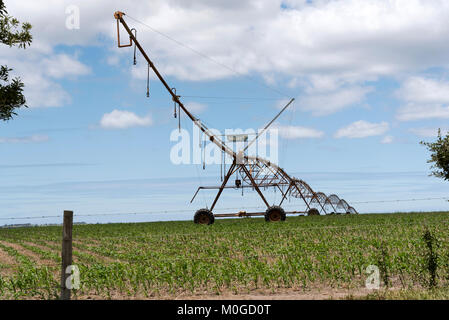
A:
[{"left": 0, "top": 213, "right": 447, "bottom": 299}]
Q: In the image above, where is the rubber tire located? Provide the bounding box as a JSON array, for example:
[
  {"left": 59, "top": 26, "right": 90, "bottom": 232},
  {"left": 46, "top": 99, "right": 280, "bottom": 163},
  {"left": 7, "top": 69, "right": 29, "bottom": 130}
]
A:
[
  {"left": 307, "top": 208, "right": 320, "bottom": 216},
  {"left": 265, "top": 206, "right": 286, "bottom": 222},
  {"left": 194, "top": 208, "right": 215, "bottom": 225}
]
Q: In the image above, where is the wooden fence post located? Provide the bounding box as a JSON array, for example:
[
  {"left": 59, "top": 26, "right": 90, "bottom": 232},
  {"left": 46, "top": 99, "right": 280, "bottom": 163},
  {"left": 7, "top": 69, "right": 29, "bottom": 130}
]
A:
[{"left": 61, "top": 210, "right": 73, "bottom": 300}]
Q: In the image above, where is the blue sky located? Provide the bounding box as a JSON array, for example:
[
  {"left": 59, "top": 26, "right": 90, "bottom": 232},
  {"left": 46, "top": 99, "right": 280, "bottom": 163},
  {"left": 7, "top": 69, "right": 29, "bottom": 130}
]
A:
[{"left": 1, "top": 0, "right": 449, "bottom": 224}]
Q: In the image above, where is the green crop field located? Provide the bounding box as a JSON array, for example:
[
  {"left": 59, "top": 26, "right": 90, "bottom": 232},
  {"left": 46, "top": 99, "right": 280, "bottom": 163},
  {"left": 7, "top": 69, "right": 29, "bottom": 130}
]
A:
[{"left": 0, "top": 212, "right": 448, "bottom": 300}]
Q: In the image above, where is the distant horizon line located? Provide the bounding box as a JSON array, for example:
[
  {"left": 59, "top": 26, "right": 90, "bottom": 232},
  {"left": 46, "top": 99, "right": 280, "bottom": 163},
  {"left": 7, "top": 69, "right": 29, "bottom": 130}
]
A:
[{"left": 1, "top": 210, "right": 448, "bottom": 229}]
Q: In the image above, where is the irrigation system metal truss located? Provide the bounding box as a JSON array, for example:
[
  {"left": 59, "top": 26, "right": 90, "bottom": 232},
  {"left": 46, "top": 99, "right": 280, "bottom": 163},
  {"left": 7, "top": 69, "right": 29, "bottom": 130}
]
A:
[{"left": 114, "top": 11, "right": 358, "bottom": 224}]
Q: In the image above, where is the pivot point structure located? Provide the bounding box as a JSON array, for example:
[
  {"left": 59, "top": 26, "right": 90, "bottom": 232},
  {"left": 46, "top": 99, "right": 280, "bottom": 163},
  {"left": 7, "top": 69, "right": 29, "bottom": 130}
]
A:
[{"left": 114, "top": 11, "right": 357, "bottom": 224}]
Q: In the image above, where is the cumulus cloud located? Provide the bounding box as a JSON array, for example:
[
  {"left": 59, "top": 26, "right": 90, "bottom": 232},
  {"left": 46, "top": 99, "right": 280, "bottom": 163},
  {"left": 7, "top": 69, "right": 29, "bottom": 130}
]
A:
[
  {"left": 397, "top": 104, "right": 449, "bottom": 122},
  {"left": 397, "top": 76, "right": 449, "bottom": 104},
  {"left": 409, "top": 127, "right": 449, "bottom": 138},
  {"left": 42, "top": 54, "right": 91, "bottom": 79},
  {"left": 0, "top": 48, "right": 91, "bottom": 108},
  {"left": 100, "top": 110, "right": 153, "bottom": 129},
  {"left": 275, "top": 125, "right": 324, "bottom": 139},
  {"left": 0, "top": 135, "right": 49, "bottom": 143},
  {"left": 396, "top": 77, "right": 449, "bottom": 121},
  {"left": 6, "top": 0, "right": 449, "bottom": 117},
  {"left": 0, "top": 1, "right": 93, "bottom": 109},
  {"left": 7, "top": 0, "right": 449, "bottom": 83},
  {"left": 298, "top": 86, "right": 373, "bottom": 116},
  {"left": 334, "top": 120, "right": 389, "bottom": 138},
  {"left": 185, "top": 102, "right": 207, "bottom": 114}
]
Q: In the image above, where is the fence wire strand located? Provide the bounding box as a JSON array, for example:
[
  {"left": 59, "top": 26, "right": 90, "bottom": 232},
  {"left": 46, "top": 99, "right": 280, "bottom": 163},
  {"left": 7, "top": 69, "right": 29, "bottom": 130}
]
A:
[{"left": 0, "top": 197, "right": 448, "bottom": 221}]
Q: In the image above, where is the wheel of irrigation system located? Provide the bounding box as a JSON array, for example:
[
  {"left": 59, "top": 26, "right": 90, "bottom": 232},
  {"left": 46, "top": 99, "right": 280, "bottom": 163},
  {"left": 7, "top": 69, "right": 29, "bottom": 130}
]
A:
[
  {"left": 194, "top": 208, "right": 215, "bottom": 225},
  {"left": 307, "top": 208, "right": 320, "bottom": 216},
  {"left": 265, "top": 206, "right": 286, "bottom": 222}
]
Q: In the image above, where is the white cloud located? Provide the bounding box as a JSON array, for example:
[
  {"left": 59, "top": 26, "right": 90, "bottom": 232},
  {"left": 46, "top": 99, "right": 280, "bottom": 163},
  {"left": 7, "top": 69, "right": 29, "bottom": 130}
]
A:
[
  {"left": 381, "top": 135, "right": 394, "bottom": 144},
  {"left": 334, "top": 120, "right": 389, "bottom": 138},
  {"left": 298, "top": 86, "right": 373, "bottom": 116},
  {"left": 0, "top": 1, "right": 92, "bottom": 109},
  {"left": 397, "top": 104, "right": 449, "bottom": 122},
  {"left": 100, "top": 110, "right": 153, "bottom": 129},
  {"left": 275, "top": 125, "right": 324, "bottom": 139},
  {"left": 409, "top": 127, "right": 449, "bottom": 138},
  {"left": 0, "top": 135, "right": 49, "bottom": 143},
  {"left": 185, "top": 102, "right": 207, "bottom": 114},
  {"left": 7, "top": 0, "right": 449, "bottom": 83},
  {"left": 306, "top": 75, "right": 342, "bottom": 93},
  {"left": 0, "top": 48, "right": 91, "bottom": 108},
  {"left": 6, "top": 0, "right": 449, "bottom": 116},
  {"left": 396, "top": 77, "right": 449, "bottom": 121},
  {"left": 42, "top": 54, "right": 91, "bottom": 79},
  {"left": 397, "top": 76, "right": 449, "bottom": 104},
  {"left": 21, "top": 71, "right": 72, "bottom": 108}
]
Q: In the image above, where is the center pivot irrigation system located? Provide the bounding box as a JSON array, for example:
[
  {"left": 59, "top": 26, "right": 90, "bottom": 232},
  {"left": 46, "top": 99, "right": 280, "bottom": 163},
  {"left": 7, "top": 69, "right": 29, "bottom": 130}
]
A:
[{"left": 114, "top": 11, "right": 358, "bottom": 224}]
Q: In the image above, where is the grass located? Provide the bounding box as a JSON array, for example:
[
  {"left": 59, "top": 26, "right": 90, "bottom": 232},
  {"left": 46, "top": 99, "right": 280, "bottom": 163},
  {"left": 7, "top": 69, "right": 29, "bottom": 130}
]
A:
[
  {"left": 0, "top": 211, "right": 448, "bottom": 299},
  {"left": 353, "top": 287, "right": 449, "bottom": 300}
]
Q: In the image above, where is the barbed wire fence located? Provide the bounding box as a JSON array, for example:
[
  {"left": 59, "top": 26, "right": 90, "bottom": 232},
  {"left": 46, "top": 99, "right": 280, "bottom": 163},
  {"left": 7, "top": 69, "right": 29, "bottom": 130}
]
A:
[{"left": 0, "top": 196, "right": 448, "bottom": 222}]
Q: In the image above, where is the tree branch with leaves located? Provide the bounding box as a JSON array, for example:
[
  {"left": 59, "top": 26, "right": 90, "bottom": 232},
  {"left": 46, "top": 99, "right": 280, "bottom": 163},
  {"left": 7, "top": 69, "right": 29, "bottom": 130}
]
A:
[
  {"left": 0, "top": 0, "right": 32, "bottom": 121},
  {"left": 421, "top": 129, "right": 449, "bottom": 181}
]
